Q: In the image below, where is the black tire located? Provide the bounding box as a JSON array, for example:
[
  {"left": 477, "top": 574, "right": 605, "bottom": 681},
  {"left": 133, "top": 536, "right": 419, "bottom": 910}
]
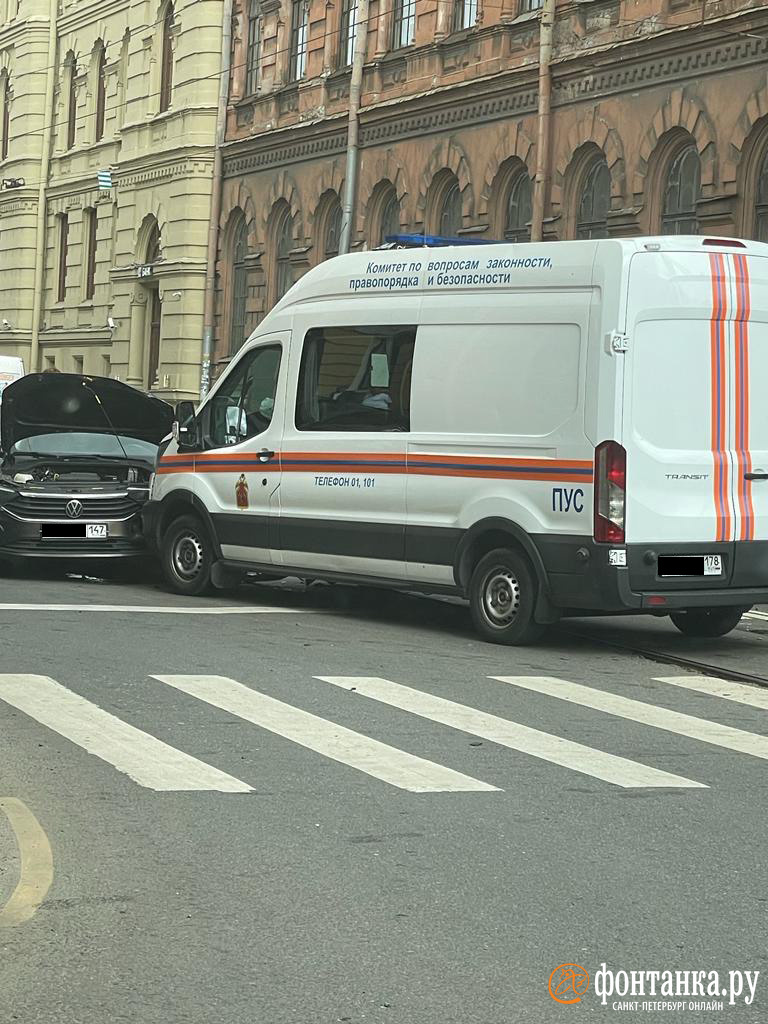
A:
[
  {"left": 468, "top": 547, "right": 546, "bottom": 646},
  {"left": 160, "top": 514, "right": 213, "bottom": 596},
  {"left": 670, "top": 606, "right": 748, "bottom": 638}
]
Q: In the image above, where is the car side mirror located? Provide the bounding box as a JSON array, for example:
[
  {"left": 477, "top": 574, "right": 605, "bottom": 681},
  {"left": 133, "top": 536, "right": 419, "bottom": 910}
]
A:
[{"left": 173, "top": 400, "right": 199, "bottom": 450}]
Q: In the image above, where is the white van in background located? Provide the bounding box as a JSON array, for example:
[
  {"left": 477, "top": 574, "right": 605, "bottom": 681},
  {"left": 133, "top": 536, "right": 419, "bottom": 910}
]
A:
[{"left": 145, "top": 236, "right": 768, "bottom": 645}]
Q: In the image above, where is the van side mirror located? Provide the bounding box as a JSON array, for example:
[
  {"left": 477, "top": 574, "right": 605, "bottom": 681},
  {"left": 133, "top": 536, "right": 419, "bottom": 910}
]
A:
[{"left": 173, "top": 400, "right": 199, "bottom": 450}]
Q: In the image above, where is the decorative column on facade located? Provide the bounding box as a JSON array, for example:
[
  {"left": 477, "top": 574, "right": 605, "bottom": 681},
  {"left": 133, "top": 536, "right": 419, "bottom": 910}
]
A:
[
  {"left": 126, "top": 288, "right": 148, "bottom": 387},
  {"left": 273, "top": 0, "right": 290, "bottom": 88},
  {"left": 374, "top": 0, "right": 391, "bottom": 58},
  {"left": 230, "top": 4, "right": 246, "bottom": 103},
  {"left": 435, "top": 0, "right": 451, "bottom": 40},
  {"left": 322, "top": 0, "right": 335, "bottom": 74}
]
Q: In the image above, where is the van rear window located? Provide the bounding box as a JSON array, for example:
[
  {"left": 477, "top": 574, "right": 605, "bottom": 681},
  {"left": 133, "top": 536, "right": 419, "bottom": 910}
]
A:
[{"left": 296, "top": 325, "right": 416, "bottom": 432}]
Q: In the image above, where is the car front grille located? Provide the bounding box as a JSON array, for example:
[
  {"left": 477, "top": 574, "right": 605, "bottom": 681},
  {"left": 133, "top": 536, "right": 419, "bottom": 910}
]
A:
[{"left": 4, "top": 493, "right": 138, "bottom": 521}]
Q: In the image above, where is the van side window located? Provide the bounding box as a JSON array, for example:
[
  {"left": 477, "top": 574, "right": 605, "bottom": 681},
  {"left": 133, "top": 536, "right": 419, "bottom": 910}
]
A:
[
  {"left": 296, "top": 326, "right": 415, "bottom": 431},
  {"left": 201, "top": 345, "right": 281, "bottom": 448}
]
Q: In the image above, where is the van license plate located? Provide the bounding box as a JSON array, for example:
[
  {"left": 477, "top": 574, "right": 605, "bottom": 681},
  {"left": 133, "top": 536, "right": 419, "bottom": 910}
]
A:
[
  {"left": 86, "top": 524, "right": 108, "bottom": 539},
  {"left": 704, "top": 555, "right": 722, "bottom": 576}
]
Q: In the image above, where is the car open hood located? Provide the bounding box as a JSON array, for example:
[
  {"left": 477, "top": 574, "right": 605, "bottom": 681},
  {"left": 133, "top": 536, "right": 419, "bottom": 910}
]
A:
[{"left": 0, "top": 373, "right": 174, "bottom": 451}]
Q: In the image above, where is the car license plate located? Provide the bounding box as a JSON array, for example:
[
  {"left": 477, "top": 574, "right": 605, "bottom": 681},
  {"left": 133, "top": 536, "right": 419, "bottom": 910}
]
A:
[
  {"left": 86, "top": 524, "right": 108, "bottom": 539},
  {"left": 704, "top": 554, "right": 722, "bottom": 576}
]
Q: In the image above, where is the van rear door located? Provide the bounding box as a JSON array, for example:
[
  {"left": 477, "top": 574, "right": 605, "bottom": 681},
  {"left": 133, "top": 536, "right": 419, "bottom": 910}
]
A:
[{"left": 622, "top": 249, "right": 735, "bottom": 590}]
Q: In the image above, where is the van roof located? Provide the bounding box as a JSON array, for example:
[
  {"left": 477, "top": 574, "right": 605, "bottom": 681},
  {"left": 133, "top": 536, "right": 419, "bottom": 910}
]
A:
[{"left": 272, "top": 235, "right": 768, "bottom": 311}]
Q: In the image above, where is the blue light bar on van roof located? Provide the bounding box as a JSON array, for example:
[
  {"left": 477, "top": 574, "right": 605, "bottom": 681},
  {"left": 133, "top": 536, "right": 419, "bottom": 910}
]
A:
[{"left": 380, "top": 233, "right": 502, "bottom": 249}]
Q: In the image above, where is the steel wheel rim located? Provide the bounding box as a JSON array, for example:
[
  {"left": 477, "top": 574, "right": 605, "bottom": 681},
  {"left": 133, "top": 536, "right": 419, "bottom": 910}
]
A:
[
  {"left": 172, "top": 531, "right": 205, "bottom": 582},
  {"left": 481, "top": 568, "right": 521, "bottom": 628}
]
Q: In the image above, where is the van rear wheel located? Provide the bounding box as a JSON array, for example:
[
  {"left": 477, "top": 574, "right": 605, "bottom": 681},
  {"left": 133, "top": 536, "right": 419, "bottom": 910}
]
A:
[
  {"left": 469, "top": 548, "right": 546, "bottom": 646},
  {"left": 669, "top": 606, "right": 747, "bottom": 638},
  {"left": 161, "top": 514, "right": 213, "bottom": 596}
]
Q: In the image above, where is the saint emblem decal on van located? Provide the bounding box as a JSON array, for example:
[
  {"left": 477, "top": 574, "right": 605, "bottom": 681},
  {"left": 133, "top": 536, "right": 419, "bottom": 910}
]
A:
[{"left": 235, "top": 474, "right": 249, "bottom": 510}]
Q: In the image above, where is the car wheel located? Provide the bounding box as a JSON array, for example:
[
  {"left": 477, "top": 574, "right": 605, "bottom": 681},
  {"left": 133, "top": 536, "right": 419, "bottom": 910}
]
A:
[
  {"left": 469, "top": 548, "right": 546, "bottom": 646},
  {"left": 669, "top": 606, "right": 748, "bottom": 638},
  {"left": 161, "top": 515, "right": 213, "bottom": 596}
]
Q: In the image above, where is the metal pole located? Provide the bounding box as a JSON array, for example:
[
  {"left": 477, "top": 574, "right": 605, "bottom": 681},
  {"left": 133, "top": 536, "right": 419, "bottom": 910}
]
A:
[
  {"left": 29, "top": 0, "right": 59, "bottom": 374},
  {"left": 199, "top": 0, "right": 235, "bottom": 399},
  {"left": 530, "top": 0, "right": 555, "bottom": 243},
  {"left": 338, "top": 0, "right": 370, "bottom": 255}
]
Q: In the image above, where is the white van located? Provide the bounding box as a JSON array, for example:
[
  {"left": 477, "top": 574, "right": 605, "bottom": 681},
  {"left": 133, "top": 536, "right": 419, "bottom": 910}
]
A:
[
  {"left": 146, "top": 236, "right": 768, "bottom": 644},
  {"left": 0, "top": 355, "right": 24, "bottom": 447}
]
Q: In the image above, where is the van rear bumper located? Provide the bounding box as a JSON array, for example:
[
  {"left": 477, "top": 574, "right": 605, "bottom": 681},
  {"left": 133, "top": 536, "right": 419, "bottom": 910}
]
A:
[{"left": 536, "top": 536, "right": 768, "bottom": 613}]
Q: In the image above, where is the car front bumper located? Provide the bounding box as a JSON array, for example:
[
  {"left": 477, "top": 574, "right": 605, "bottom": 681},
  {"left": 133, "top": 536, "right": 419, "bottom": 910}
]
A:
[{"left": 0, "top": 508, "right": 148, "bottom": 559}]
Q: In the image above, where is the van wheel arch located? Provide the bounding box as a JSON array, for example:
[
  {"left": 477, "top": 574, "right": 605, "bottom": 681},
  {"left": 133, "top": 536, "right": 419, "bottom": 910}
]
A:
[
  {"left": 455, "top": 519, "right": 558, "bottom": 625},
  {"left": 156, "top": 490, "right": 222, "bottom": 560}
]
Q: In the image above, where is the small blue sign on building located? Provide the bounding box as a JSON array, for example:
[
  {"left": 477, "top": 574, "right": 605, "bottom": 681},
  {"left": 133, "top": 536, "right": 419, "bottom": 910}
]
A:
[{"left": 97, "top": 170, "right": 113, "bottom": 190}]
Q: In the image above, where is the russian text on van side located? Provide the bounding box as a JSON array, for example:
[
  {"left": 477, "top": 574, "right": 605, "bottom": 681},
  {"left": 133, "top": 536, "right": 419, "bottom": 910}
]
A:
[
  {"left": 349, "top": 257, "right": 553, "bottom": 291},
  {"left": 552, "top": 488, "right": 585, "bottom": 513}
]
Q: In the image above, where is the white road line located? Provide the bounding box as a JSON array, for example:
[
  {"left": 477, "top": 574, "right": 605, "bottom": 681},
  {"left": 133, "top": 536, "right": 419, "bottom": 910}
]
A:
[
  {"left": 316, "top": 676, "right": 704, "bottom": 790},
  {"left": 0, "top": 604, "right": 310, "bottom": 614},
  {"left": 0, "top": 675, "right": 252, "bottom": 793},
  {"left": 493, "top": 675, "right": 768, "bottom": 763},
  {"left": 656, "top": 675, "right": 768, "bottom": 711},
  {"left": 153, "top": 675, "right": 498, "bottom": 793},
  {"left": 744, "top": 610, "right": 768, "bottom": 621}
]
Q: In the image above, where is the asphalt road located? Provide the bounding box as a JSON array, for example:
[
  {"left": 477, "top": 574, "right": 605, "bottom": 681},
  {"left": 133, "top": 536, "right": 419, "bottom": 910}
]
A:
[{"left": 1, "top": 564, "right": 767, "bottom": 1024}]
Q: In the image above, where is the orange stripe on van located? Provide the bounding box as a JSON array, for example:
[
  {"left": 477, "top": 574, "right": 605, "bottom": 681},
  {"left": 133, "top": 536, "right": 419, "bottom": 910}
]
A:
[
  {"left": 709, "top": 253, "right": 731, "bottom": 542},
  {"left": 733, "top": 253, "right": 754, "bottom": 542}
]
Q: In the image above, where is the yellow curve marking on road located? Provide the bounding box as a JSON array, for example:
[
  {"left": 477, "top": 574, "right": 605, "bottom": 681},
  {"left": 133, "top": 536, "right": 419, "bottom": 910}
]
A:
[{"left": 0, "top": 798, "right": 54, "bottom": 927}]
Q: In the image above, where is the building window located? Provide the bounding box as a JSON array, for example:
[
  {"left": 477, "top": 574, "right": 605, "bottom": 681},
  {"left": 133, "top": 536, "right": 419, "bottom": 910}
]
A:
[
  {"left": 245, "top": 0, "right": 261, "bottom": 95},
  {"left": 289, "top": 0, "right": 309, "bottom": 81},
  {"left": 159, "top": 4, "right": 175, "bottom": 112},
  {"left": 755, "top": 146, "right": 768, "bottom": 243},
  {"left": 73, "top": 355, "right": 84, "bottom": 374},
  {"left": 453, "top": 0, "right": 477, "bottom": 31},
  {"left": 339, "top": 0, "right": 358, "bottom": 66},
  {"left": 661, "top": 144, "right": 700, "bottom": 235},
  {"left": 519, "top": 0, "right": 542, "bottom": 10},
  {"left": 57, "top": 214, "right": 69, "bottom": 302},
  {"left": 230, "top": 216, "right": 249, "bottom": 355},
  {"left": 440, "top": 181, "right": 462, "bottom": 237},
  {"left": 325, "top": 201, "right": 342, "bottom": 259},
  {"left": 66, "top": 56, "right": 77, "bottom": 149},
  {"left": 1, "top": 73, "right": 9, "bottom": 161},
  {"left": 379, "top": 190, "right": 400, "bottom": 244},
  {"left": 95, "top": 44, "right": 106, "bottom": 142},
  {"left": 275, "top": 211, "right": 293, "bottom": 300},
  {"left": 504, "top": 173, "right": 532, "bottom": 242},
  {"left": 84, "top": 208, "right": 97, "bottom": 300},
  {"left": 576, "top": 158, "right": 611, "bottom": 239},
  {"left": 296, "top": 325, "right": 416, "bottom": 431},
  {"left": 392, "top": 0, "right": 415, "bottom": 48}
]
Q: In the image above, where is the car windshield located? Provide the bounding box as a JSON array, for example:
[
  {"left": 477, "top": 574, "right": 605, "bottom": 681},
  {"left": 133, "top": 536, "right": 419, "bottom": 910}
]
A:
[{"left": 11, "top": 432, "right": 157, "bottom": 459}]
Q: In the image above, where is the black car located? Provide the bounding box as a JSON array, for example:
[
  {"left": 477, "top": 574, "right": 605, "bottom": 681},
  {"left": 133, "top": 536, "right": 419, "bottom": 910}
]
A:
[{"left": 0, "top": 373, "right": 173, "bottom": 562}]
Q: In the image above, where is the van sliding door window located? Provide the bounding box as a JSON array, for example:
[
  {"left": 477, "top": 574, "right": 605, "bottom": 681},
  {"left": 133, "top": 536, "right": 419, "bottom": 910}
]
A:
[
  {"left": 296, "top": 326, "right": 416, "bottom": 431},
  {"left": 201, "top": 345, "right": 282, "bottom": 449}
]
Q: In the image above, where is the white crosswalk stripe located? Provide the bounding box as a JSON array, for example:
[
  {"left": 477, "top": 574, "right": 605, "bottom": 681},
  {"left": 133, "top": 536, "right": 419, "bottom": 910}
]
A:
[
  {"left": 0, "top": 674, "right": 252, "bottom": 793},
  {"left": 492, "top": 675, "right": 768, "bottom": 762},
  {"left": 315, "top": 676, "right": 704, "bottom": 789},
  {"left": 151, "top": 674, "right": 499, "bottom": 793},
  {"left": 655, "top": 675, "right": 768, "bottom": 711}
]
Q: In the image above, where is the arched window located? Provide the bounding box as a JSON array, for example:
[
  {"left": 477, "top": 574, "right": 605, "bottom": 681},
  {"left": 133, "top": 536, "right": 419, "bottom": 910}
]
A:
[
  {"left": 504, "top": 173, "right": 532, "bottom": 242},
  {"left": 230, "top": 215, "right": 249, "bottom": 354},
  {"left": 379, "top": 188, "right": 400, "bottom": 244},
  {"left": 275, "top": 210, "right": 293, "bottom": 300},
  {"left": 1, "top": 73, "right": 10, "bottom": 161},
  {"left": 662, "top": 144, "right": 700, "bottom": 235},
  {"left": 246, "top": 0, "right": 261, "bottom": 95},
  {"left": 576, "top": 158, "right": 611, "bottom": 239},
  {"left": 755, "top": 146, "right": 768, "bottom": 243},
  {"left": 146, "top": 220, "right": 162, "bottom": 264},
  {"left": 324, "top": 201, "right": 342, "bottom": 260},
  {"left": 66, "top": 54, "right": 77, "bottom": 149},
  {"left": 439, "top": 180, "right": 462, "bottom": 237},
  {"left": 95, "top": 43, "right": 106, "bottom": 142},
  {"left": 159, "top": 4, "right": 175, "bottom": 112}
]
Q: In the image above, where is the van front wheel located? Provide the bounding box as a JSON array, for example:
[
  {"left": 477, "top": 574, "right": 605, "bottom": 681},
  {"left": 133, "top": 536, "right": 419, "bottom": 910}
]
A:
[
  {"left": 469, "top": 548, "right": 546, "bottom": 646},
  {"left": 161, "top": 514, "right": 213, "bottom": 596},
  {"left": 669, "top": 606, "right": 747, "bottom": 638}
]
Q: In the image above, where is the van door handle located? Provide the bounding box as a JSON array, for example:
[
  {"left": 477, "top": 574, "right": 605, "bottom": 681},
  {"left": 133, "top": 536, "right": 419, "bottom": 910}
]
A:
[
  {"left": 745, "top": 471, "right": 768, "bottom": 481},
  {"left": 257, "top": 449, "right": 275, "bottom": 463}
]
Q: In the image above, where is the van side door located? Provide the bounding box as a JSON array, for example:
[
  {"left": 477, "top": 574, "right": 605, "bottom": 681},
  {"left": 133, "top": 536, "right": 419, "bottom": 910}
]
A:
[{"left": 194, "top": 334, "right": 288, "bottom": 566}]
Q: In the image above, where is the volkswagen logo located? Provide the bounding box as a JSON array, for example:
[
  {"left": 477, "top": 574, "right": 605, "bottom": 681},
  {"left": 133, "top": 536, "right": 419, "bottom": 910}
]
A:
[{"left": 65, "top": 499, "right": 83, "bottom": 519}]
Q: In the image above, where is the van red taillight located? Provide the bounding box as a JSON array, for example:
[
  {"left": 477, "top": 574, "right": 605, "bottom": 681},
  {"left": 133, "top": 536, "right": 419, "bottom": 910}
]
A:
[{"left": 594, "top": 440, "right": 626, "bottom": 544}]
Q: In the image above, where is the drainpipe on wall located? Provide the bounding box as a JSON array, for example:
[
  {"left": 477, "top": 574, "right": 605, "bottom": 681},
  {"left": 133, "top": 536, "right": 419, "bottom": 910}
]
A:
[
  {"left": 530, "top": 0, "right": 555, "bottom": 243},
  {"left": 28, "top": 0, "right": 59, "bottom": 374},
  {"left": 338, "top": 0, "right": 370, "bottom": 255},
  {"left": 199, "top": 0, "right": 235, "bottom": 399}
]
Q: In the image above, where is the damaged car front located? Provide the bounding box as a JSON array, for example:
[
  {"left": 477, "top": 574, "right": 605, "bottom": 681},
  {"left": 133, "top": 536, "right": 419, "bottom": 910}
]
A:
[{"left": 0, "top": 373, "right": 173, "bottom": 563}]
